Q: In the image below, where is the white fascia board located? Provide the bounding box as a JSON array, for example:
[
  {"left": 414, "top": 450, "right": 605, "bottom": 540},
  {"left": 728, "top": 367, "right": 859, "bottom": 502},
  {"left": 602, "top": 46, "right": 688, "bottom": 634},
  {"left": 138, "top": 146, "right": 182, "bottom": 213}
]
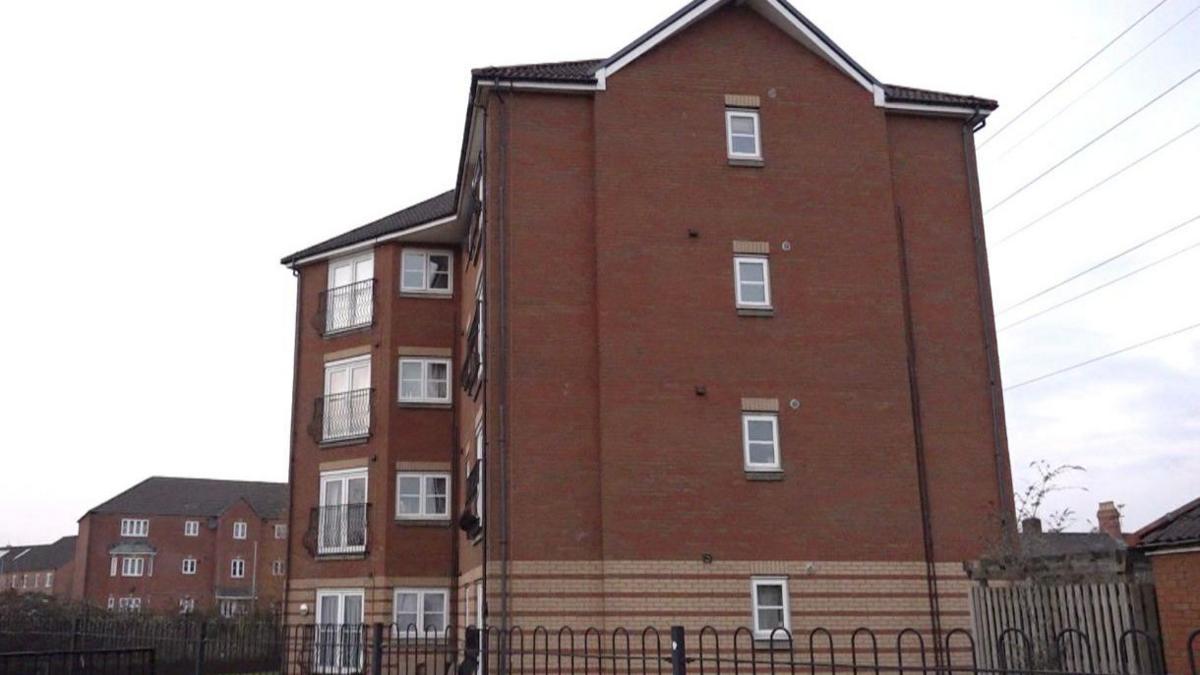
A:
[
  {"left": 600, "top": 0, "right": 724, "bottom": 81},
  {"left": 291, "top": 215, "right": 458, "bottom": 267},
  {"left": 475, "top": 79, "right": 599, "bottom": 93},
  {"left": 1144, "top": 545, "right": 1200, "bottom": 556},
  {"left": 880, "top": 101, "right": 990, "bottom": 118}
]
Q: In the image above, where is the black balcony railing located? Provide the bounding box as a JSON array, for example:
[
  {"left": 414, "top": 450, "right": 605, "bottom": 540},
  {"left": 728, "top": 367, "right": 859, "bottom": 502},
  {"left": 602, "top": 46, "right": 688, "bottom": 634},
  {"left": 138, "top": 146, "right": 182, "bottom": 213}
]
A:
[
  {"left": 309, "top": 389, "right": 373, "bottom": 444},
  {"left": 304, "top": 503, "right": 369, "bottom": 557},
  {"left": 315, "top": 279, "right": 375, "bottom": 336},
  {"left": 461, "top": 308, "right": 482, "bottom": 393}
]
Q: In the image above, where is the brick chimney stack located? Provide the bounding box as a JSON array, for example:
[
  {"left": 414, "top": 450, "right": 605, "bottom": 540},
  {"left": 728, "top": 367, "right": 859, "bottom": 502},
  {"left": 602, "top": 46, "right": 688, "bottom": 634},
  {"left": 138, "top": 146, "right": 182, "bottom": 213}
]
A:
[
  {"left": 1097, "top": 501, "right": 1123, "bottom": 540},
  {"left": 1021, "top": 517, "right": 1042, "bottom": 534}
]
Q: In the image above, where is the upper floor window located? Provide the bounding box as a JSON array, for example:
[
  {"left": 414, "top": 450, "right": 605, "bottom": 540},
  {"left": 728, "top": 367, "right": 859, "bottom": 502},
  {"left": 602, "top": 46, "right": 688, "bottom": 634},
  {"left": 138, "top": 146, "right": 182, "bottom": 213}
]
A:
[
  {"left": 396, "top": 473, "right": 450, "bottom": 520},
  {"left": 230, "top": 558, "right": 246, "bottom": 579},
  {"left": 734, "top": 256, "right": 771, "bottom": 309},
  {"left": 274, "top": 524, "right": 287, "bottom": 539},
  {"left": 184, "top": 520, "right": 199, "bottom": 537},
  {"left": 321, "top": 355, "right": 372, "bottom": 442},
  {"left": 751, "top": 577, "right": 790, "bottom": 639},
  {"left": 742, "top": 413, "right": 780, "bottom": 471},
  {"left": 121, "top": 519, "right": 149, "bottom": 538},
  {"left": 398, "top": 358, "right": 451, "bottom": 404},
  {"left": 233, "top": 521, "right": 247, "bottom": 539},
  {"left": 324, "top": 252, "right": 375, "bottom": 334},
  {"left": 121, "top": 557, "right": 146, "bottom": 577},
  {"left": 318, "top": 469, "right": 369, "bottom": 555},
  {"left": 272, "top": 559, "right": 285, "bottom": 576},
  {"left": 401, "top": 250, "right": 453, "bottom": 294},
  {"left": 726, "top": 109, "right": 761, "bottom": 160},
  {"left": 393, "top": 588, "right": 448, "bottom": 634},
  {"left": 182, "top": 557, "right": 197, "bottom": 575}
]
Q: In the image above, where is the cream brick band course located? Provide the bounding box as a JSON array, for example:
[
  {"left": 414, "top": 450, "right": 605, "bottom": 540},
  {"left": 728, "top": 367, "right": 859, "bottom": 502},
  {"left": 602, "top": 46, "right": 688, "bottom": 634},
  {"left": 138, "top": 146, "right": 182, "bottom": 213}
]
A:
[
  {"left": 725, "top": 94, "right": 761, "bottom": 108},
  {"left": 732, "top": 240, "right": 770, "bottom": 255},
  {"left": 325, "top": 345, "right": 372, "bottom": 362},
  {"left": 320, "top": 457, "right": 370, "bottom": 471},
  {"left": 741, "top": 397, "right": 780, "bottom": 412},
  {"left": 395, "top": 461, "right": 452, "bottom": 472},
  {"left": 397, "top": 346, "right": 452, "bottom": 357}
]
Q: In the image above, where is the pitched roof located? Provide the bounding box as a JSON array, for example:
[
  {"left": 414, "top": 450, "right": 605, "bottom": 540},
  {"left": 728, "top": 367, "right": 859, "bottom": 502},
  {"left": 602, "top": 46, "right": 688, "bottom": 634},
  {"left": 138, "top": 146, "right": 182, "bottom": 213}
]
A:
[
  {"left": 280, "top": 190, "right": 456, "bottom": 265},
  {"left": 1135, "top": 496, "right": 1200, "bottom": 549},
  {"left": 87, "top": 477, "right": 288, "bottom": 520},
  {"left": 0, "top": 537, "right": 76, "bottom": 572}
]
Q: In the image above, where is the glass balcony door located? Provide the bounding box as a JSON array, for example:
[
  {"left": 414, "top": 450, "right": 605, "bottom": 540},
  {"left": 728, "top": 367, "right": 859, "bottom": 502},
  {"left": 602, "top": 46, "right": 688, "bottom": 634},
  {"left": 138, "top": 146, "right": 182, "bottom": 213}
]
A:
[{"left": 326, "top": 253, "right": 373, "bottom": 333}]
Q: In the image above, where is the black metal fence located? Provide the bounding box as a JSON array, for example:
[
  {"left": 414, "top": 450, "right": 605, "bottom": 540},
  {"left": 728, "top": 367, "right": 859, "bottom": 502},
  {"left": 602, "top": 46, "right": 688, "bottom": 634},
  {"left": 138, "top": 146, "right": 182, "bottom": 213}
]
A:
[
  {"left": 0, "top": 648, "right": 154, "bottom": 675},
  {"left": 0, "top": 615, "right": 280, "bottom": 675},
  {"left": 276, "top": 623, "right": 1199, "bottom": 675}
]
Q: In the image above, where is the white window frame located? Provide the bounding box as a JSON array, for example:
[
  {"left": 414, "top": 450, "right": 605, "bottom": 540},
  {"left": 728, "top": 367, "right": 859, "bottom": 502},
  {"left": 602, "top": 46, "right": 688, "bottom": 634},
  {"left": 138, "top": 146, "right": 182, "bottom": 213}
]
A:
[
  {"left": 110, "top": 556, "right": 118, "bottom": 577},
  {"left": 182, "top": 557, "right": 197, "bottom": 575},
  {"left": 120, "top": 519, "right": 149, "bottom": 537},
  {"left": 392, "top": 588, "right": 449, "bottom": 635},
  {"left": 400, "top": 249, "right": 454, "bottom": 294},
  {"left": 275, "top": 524, "right": 287, "bottom": 539},
  {"left": 733, "top": 256, "right": 772, "bottom": 309},
  {"left": 318, "top": 469, "right": 369, "bottom": 555},
  {"left": 45, "top": 572, "right": 53, "bottom": 588},
  {"left": 395, "top": 472, "right": 451, "bottom": 520},
  {"left": 325, "top": 251, "right": 375, "bottom": 334},
  {"left": 180, "top": 597, "right": 195, "bottom": 614},
  {"left": 121, "top": 557, "right": 145, "bottom": 577},
  {"left": 107, "top": 596, "right": 115, "bottom": 610},
  {"left": 272, "top": 559, "right": 285, "bottom": 576},
  {"left": 322, "top": 355, "right": 373, "bottom": 442},
  {"left": 742, "top": 413, "right": 781, "bottom": 471},
  {"left": 751, "top": 577, "right": 791, "bottom": 639},
  {"left": 315, "top": 588, "right": 366, "bottom": 674},
  {"left": 397, "top": 357, "right": 452, "bottom": 404},
  {"left": 117, "top": 596, "right": 142, "bottom": 612},
  {"left": 233, "top": 521, "right": 247, "bottom": 540},
  {"left": 230, "top": 558, "right": 245, "bottom": 579},
  {"left": 725, "top": 109, "right": 762, "bottom": 160},
  {"left": 184, "top": 520, "right": 200, "bottom": 537}
]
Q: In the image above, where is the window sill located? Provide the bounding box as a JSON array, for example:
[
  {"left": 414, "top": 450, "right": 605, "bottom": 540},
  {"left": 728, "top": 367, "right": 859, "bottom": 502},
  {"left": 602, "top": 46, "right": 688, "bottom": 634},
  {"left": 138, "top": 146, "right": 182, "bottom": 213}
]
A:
[
  {"left": 745, "top": 470, "right": 784, "bottom": 482},
  {"left": 397, "top": 401, "right": 453, "bottom": 410},
  {"left": 399, "top": 292, "right": 454, "bottom": 300},
  {"left": 737, "top": 307, "right": 774, "bottom": 317},
  {"left": 728, "top": 158, "right": 764, "bottom": 168},
  {"left": 319, "top": 436, "right": 371, "bottom": 449},
  {"left": 322, "top": 324, "right": 374, "bottom": 340},
  {"left": 395, "top": 518, "right": 452, "bottom": 528}
]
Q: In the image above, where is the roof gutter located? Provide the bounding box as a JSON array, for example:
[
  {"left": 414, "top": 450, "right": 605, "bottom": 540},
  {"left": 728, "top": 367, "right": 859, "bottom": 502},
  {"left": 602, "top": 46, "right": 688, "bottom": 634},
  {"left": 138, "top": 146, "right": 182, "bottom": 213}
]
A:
[{"left": 284, "top": 215, "right": 458, "bottom": 268}]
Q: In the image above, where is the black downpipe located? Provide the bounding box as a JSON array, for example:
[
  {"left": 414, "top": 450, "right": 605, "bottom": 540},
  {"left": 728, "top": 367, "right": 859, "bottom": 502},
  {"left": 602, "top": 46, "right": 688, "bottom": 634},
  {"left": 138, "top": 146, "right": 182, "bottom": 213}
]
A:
[
  {"left": 893, "top": 205, "right": 944, "bottom": 667},
  {"left": 493, "top": 84, "right": 513, "bottom": 673},
  {"left": 283, "top": 268, "right": 303, "bottom": 624}
]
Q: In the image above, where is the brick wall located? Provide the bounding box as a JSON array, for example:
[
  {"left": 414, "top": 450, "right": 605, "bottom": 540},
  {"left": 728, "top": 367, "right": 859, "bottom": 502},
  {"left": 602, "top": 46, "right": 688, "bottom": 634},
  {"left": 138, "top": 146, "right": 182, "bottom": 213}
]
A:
[{"left": 1150, "top": 550, "right": 1200, "bottom": 675}]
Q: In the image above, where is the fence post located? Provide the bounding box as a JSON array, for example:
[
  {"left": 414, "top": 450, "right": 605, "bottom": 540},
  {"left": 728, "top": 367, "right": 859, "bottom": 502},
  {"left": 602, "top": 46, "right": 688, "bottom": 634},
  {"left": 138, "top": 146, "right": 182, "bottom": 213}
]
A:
[
  {"left": 372, "top": 623, "right": 384, "bottom": 675},
  {"left": 671, "top": 625, "right": 687, "bottom": 675},
  {"left": 193, "top": 621, "right": 207, "bottom": 675}
]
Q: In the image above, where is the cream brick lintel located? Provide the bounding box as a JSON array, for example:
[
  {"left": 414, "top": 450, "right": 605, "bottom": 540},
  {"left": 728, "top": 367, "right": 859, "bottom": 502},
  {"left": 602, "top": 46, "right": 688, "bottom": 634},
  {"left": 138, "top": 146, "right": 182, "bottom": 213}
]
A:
[
  {"left": 320, "top": 458, "right": 370, "bottom": 472},
  {"left": 325, "top": 345, "right": 372, "bottom": 362},
  {"left": 725, "top": 94, "right": 761, "bottom": 109},
  {"left": 397, "top": 346, "right": 452, "bottom": 357},
  {"left": 396, "top": 461, "right": 452, "bottom": 472},
  {"left": 742, "top": 397, "right": 780, "bottom": 412},
  {"left": 733, "top": 241, "right": 770, "bottom": 255}
]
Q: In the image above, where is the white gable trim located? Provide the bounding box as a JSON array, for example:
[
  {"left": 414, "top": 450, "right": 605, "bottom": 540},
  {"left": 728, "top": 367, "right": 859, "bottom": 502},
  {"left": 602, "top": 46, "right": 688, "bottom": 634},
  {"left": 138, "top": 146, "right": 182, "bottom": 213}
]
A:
[{"left": 596, "top": 0, "right": 875, "bottom": 93}]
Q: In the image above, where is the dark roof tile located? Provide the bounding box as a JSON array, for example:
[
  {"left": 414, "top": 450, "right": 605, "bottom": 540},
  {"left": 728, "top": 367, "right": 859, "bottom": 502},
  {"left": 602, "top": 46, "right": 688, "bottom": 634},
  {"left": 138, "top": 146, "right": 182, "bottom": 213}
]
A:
[
  {"left": 1, "top": 537, "right": 76, "bottom": 572},
  {"left": 281, "top": 190, "right": 456, "bottom": 265},
  {"left": 1136, "top": 496, "right": 1200, "bottom": 548},
  {"left": 473, "top": 59, "right": 603, "bottom": 83},
  {"left": 88, "top": 477, "right": 288, "bottom": 520},
  {"left": 883, "top": 84, "right": 998, "bottom": 111}
]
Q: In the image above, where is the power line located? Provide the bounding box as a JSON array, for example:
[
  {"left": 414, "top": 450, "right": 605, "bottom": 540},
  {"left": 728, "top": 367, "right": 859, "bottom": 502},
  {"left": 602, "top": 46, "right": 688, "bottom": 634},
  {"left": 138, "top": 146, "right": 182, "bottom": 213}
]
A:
[
  {"left": 999, "top": 240, "right": 1200, "bottom": 331},
  {"left": 994, "top": 119, "right": 1200, "bottom": 244},
  {"left": 978, "top": 0, "right": 1173, "bottom": 149},
  {"left": 983, "top": 65, "right": 1200, "bottom": 215},
  {"left": 994, "top": 2, "right": 1200, "bottom": 160},
  {"left": 1005, "top": 320, "right": 1200, "bottom": 390},
  {"left": 997, "top": 212, "right": 1200, "bottom": 314}
]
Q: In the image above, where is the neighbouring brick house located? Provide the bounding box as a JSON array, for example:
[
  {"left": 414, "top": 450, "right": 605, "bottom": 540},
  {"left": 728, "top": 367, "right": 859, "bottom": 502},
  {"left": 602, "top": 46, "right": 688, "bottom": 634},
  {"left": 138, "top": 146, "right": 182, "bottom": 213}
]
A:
[
  {"left": 0, "top": 537, "right": 77, "bottom": 599},
  {"left": 1134, "top": 496, "right": 1200, "bottom": 675},
  {"left": 280, "top": 0, "right": 1014, "bottom": 651},
  {"left": 71, "top": 477, "right": 289, "bottom": 616}
]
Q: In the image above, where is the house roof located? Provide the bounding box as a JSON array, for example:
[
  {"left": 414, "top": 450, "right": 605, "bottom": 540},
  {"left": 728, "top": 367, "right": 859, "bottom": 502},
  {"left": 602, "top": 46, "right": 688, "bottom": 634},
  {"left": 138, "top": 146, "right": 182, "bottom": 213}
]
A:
[
  {"left": 1021, "top": 530, "right": 1126, "bottom": 558},
  {"left": 282, "top": 0, "right": 996, "bottom": 267},
  {"left": 86, "top": 477, "right": 288, "bottom": 520},
  {"left": 280, "top": 189, "right": 456, "bottom": 265},
  {"left": 0, "top": 536, "right": 76, "bottom": 572},
  {"left": 1135, "top": 496, "right": 1200, "bottom": 549}
]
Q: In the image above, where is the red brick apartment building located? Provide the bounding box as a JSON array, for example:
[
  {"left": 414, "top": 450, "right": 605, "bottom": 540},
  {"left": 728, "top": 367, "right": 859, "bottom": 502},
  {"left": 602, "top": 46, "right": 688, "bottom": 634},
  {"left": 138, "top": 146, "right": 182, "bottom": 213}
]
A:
[
  {"left": 0, "top": 537, "right": 77, "bottom": 599},
  {"left": 279, "top": 0, "right": 1014, "bottom": 644},
  {"left": 71, "top": 477, "right": 289, "bottom": 616}
]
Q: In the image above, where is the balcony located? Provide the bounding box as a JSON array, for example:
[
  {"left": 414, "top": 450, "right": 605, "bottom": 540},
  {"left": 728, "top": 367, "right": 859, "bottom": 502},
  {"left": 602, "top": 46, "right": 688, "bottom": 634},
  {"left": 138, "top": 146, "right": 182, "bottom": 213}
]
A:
[
  {"left": 461, "top": 309, "right": 481, "bottom": 393},
  {"left": 304, "top": 503, "right": 369, "bottom": 557},
  {"left": 309, "top": 389, "right": 373, "bottom": 445},
  {"left": 315, "top": 279, "right": 375, "bottom": 336}
]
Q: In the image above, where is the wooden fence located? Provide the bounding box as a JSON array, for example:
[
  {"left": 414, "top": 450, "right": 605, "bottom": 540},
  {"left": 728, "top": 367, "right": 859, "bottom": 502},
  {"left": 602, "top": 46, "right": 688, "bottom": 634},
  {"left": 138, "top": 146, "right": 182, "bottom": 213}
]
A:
[{"left": 970, "top": 582, "right": 1162, "bottom": 674}]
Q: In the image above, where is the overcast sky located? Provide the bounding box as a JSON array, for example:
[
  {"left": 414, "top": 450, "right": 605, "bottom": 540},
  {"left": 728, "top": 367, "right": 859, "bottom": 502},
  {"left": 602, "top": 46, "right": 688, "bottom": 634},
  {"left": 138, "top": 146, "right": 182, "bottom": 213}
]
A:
[{"left": 1, "top": 1, "right": 1196, "bottom": 545}]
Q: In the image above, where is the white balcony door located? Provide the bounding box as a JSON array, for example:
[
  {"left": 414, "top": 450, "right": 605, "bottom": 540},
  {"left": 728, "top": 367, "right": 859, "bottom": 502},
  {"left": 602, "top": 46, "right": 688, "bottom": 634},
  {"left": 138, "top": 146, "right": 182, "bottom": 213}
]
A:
[
  {"left": 319, "top": 470, "right": 368, "bottom": 553},
  {"left": 326, "top": 253, "right": 373, "bottom": 332},
  {"left": 323, "top": 357, "right": 371, "bottom": 441},
  {"left": 315, "top": 589, "right": 364, "bottom": 673}
]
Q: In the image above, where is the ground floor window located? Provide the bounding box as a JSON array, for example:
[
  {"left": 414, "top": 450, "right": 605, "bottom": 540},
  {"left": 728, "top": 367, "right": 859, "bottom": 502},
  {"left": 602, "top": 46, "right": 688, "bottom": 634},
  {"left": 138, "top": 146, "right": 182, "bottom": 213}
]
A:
[
  {"left": 393, "top": 588, "right": 448, "bottom": 635},
  {"left": 751, "top": 577, "right": 790, "bottom": 639}
]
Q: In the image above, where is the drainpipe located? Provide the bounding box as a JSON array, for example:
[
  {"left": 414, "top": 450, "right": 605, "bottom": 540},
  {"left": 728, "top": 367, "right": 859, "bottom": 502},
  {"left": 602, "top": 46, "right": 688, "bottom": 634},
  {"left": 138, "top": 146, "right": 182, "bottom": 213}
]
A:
[
  {"left": 283, "top": 269, "right": 303, "bottom": 623},
  {"left": 960, "top": 109, "right": 1017, "bottom": 553}
]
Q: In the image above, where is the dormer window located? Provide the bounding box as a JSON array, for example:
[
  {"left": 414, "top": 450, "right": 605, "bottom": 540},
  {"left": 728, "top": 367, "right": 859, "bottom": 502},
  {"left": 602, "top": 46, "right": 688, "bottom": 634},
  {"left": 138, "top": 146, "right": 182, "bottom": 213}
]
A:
[{"left": 726, "top": 109, "right": 762, "bottom": 160}]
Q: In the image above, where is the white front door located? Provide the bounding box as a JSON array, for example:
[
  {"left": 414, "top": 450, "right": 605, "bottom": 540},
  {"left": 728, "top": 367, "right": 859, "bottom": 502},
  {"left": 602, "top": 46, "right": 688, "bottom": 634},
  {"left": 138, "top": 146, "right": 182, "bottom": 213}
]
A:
[{"left": 315, "top": 589, "right": 364, "bottom": 673}]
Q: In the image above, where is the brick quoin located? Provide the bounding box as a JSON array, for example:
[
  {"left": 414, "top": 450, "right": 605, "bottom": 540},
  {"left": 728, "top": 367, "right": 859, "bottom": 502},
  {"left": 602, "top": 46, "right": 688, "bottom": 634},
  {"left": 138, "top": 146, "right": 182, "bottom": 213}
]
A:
[{"left": 281, "top": 1, "right": 1014, "bottom": 637}]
